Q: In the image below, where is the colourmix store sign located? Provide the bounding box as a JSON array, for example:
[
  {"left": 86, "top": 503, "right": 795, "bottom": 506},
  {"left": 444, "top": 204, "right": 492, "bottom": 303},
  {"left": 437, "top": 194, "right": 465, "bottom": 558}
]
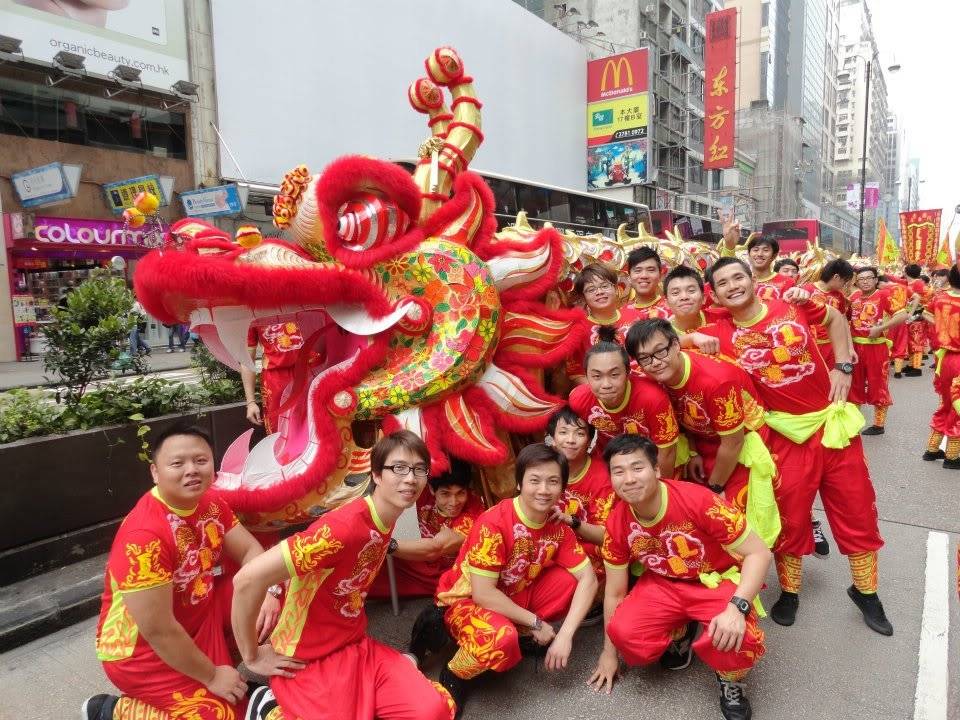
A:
[{"left": 33, "top": 217, "right": 150, "bottom": 247}]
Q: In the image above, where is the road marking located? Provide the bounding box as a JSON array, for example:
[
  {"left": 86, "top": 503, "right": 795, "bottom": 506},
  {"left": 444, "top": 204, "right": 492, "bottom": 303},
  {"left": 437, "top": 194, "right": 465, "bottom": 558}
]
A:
[{"left": 914, "top": 531, "right": 950, "bottom": 720}]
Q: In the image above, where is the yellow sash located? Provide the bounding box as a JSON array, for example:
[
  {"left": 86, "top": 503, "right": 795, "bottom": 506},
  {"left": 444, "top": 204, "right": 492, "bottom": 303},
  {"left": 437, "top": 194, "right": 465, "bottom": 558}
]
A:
[
  {"left": 699, "top": 566, "right": 766, "bottom": 617},
  {"left": 852, "top": 336, "right": 893, "bottom": 349},
  {"left": 764, "top": 402, "right": 865, "bottom": 448},
  {"left": 738, "top": 430, "right": 780, "bottom": 549},
  {"left": 675, "top": 434, "right": 694, "bottom": 467}
]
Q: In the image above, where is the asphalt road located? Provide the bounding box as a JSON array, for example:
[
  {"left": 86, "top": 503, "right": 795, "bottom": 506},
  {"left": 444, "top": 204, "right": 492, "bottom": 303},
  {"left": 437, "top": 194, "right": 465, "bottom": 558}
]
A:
[{"left": 1, "top": 371, "right": 957, "bottom": 720}]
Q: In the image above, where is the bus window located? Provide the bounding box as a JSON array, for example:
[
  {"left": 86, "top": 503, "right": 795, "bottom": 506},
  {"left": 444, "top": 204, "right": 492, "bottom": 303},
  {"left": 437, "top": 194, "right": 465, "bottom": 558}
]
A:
[
  {"left": 569, "top": 194, "right": 596, "bottom": 226},
  {"left": 549, "top": 190, "right": 571, "bottom": 223},
  {"left": 517, "top": 184, "right": 551, "bottom": 219},
  {"left": 598, "top": 201, "right": 619, "bottom": 228},
  {"left": 487, "top": 177, "right": 518, "bottom": 217}
]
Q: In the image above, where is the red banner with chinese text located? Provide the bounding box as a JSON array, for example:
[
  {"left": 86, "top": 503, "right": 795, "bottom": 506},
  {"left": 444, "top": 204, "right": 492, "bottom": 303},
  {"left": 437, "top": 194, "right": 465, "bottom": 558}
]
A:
[
  {"left": 899, "top": 209, "right": 941, "bottom": 266},
  {"left": 704, "top": 8, "right": 737, "bottom": 170}
]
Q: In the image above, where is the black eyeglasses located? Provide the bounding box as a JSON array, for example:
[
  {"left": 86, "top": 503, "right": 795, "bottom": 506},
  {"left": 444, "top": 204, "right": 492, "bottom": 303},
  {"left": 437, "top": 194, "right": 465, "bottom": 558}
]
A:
[
  {"left": 383, "top": 463, "right": 430, "bottom": 478},
  {"left": 634, "top": 339, "right": 676, "bottom": 367}
]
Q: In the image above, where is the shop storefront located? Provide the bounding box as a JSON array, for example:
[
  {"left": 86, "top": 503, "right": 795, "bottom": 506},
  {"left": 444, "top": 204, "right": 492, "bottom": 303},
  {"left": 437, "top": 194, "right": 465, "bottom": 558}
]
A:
[{"left": 3, "top": 213, "right": 165, "bottom": 361}]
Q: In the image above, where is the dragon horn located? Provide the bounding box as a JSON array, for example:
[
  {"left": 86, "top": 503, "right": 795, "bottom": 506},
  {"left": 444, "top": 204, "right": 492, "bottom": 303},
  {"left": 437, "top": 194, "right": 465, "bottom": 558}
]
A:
[{"left": 408, "top": 47, "right": 483, "bottom": 223}]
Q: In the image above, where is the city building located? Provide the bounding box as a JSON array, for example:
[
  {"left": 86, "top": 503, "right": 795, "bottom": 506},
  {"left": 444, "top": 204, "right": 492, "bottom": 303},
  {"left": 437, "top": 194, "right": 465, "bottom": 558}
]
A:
[{"left": 883, "top": 112, "right": 904, "bottom": 237}]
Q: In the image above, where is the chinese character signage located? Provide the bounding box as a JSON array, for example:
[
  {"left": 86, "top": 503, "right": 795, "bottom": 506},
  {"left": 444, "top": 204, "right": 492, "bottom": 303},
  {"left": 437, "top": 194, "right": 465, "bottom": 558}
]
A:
[
  {"left": 900, "top": 209, "right": 941, "bottom": 266},
  {"left": 845, "top": 183, "right": 861, "bottom": 212},
  {"left": 864, "top": 182, "right": 880, "bottom": 209},
  {"left": 704, "top": 8, "right": 737, "bottom": 170},
  {"left": 102, "top": 175, "right": 167, "bottom": 215},
  {"left": 586, "top": 49, "right": 650, "bottom": 188}
]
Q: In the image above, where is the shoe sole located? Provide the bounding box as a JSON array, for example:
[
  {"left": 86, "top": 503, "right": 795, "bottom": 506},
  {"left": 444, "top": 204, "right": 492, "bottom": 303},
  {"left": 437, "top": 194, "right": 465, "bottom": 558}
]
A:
[
  {"left": 813, "top": 549, "right": 830, "bottom": 559},
  {"left": 846, "top": 587, "right": 894, "bottom": 636},
  {"left": 661, "top": 650, "right": 694, "bottom": 671},
  {"left": 80, "top": 697, "right": 91, "bottom": 720}
]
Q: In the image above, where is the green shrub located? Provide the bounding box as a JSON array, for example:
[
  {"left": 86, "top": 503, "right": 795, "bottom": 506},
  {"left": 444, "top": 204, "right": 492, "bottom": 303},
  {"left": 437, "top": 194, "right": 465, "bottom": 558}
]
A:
[
  {"left": 191, "top": 342, "right": 245, "bottom": 405},
  {"left": 58, "top": 376, "right": 198, "bottom": 431},
  {"left": 0, "top": 389, "right": 61, "bottom": 443}
]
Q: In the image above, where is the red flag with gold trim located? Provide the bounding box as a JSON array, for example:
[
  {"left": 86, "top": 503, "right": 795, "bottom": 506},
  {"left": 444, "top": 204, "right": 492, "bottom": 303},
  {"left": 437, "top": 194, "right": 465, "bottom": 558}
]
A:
[{"left": 899, "top": 209, "right": 941, "bottom": 266}]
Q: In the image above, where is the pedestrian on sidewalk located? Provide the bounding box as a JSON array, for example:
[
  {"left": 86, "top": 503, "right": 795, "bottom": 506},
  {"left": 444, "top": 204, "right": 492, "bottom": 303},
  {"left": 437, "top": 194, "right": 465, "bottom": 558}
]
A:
[
  {"left": 128, "top": 299, "right": 150, "bottom": 356},
  {"left": 165, "top": 323, "right": 189, "bottom": 353}
]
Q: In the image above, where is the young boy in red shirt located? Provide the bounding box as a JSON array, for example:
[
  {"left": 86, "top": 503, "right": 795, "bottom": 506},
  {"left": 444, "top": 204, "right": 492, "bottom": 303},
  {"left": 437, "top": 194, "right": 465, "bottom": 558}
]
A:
[
  {"left": 588, "top": 434, "right": 771, "bottom": 720},
  {"left": 230, "top": 430, "right": 455, "bottom": 720},
  {"left": 84, "top": 425, "right": 286, "bottom": 720}
]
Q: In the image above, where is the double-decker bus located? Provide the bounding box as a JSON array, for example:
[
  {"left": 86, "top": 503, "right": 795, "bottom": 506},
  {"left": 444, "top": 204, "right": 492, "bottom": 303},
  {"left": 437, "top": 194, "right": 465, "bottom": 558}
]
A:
[
  {"left": 761, "top": 219, "right": 856, "bottom": 254},
  {"left": 650, "top": 209, "right": 724, "bottom": 243}
]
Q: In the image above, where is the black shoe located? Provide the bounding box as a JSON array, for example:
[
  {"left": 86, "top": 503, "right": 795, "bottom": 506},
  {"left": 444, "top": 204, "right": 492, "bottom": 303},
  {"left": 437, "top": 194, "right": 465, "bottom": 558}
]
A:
[
  {"left": 812, "top": 520, "right": 831, "bottom": 559},
  {"left": 438, "top": 665, "right": 473, "bottom": 720},
  {"left": 943, "top": 457, "right": 960, "bottom": 470},
  {"left": 717, "top": 675, "right": 753, "bottom": 720},
  {"left": 408, "top": 604, "right": 450, "bottom": 665},
  {"left": 245, "top": 684, "right": 278, "bottom": 720},
  {"left": 81, "top": 694, "right": 119, "bottom": 720},
  {"left": 770, "top": 591, "right": 799, "bottom": 626},
  {"left": 518, "top": 634, "right": 549, "bottom": 659},
  {"left": 894, "top": 371, "right": 903, "bottom": 378},
  {"left": 923, "top": 449, "right": 946, "bottom": 461},
  {"left": 862, "top": 425, "right": 885, "bottom": 436},
  {"left": 846, "top": 585, "right": 893, "bottom": 636},
  {"left": 579, "top": 602, "right": 604, "bottom": 627},
  {"left": 660, "top": 621, "right": 697, "bottom": 670},
  {"left": 904, "top": 367, "right": 922, "bottom": 377}
]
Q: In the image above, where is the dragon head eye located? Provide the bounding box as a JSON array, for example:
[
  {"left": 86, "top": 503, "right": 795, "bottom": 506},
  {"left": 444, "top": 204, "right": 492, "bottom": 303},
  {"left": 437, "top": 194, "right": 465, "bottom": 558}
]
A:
[{"left": 337, "top": 193, "right": 410, "bottom": 252}]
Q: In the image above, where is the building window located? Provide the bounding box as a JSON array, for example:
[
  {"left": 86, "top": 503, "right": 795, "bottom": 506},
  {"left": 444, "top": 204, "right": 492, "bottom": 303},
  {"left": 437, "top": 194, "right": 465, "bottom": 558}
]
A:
[{"left": 761, "top": 2, "right": 770, "bottom": 27}]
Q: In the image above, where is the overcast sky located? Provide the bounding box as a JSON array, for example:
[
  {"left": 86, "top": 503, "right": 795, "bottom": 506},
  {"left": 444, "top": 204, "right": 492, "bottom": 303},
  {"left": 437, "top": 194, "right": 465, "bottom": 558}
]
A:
[{"left": 870, "top": 0, "right": 959, "bottom": 235}]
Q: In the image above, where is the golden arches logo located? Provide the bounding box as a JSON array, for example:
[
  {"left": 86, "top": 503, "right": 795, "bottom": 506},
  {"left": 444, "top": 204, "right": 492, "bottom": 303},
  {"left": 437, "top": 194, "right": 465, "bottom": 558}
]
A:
[{"left": 600, "top": 57, "right": 633, "bottom": 91}]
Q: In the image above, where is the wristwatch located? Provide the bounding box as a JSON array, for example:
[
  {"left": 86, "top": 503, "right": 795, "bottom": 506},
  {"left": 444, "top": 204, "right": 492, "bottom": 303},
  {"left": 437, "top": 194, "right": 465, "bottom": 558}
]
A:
[
  {"left": 730, "top": 595, "right": 751, "bottom": 615},
  {"left": 569, "top": 515, "right": 582, "bottom": 531},
  {"left": 834, "top": 361, "right": 854, "bottom": 375},
  {"left": 530, "top": 615, "right": 543, "bottom": 631},
  {"left": 266, "top": 584, "right": 283, "bottom": 599},
  {"left": 387, "top": 538, "right": 399, "bottom": 555}
]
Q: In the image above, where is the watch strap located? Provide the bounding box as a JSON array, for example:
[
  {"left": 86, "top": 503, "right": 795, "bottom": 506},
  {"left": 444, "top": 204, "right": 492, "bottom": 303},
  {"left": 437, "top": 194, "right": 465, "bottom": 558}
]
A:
[{"left": 730, "top": 595, "right": 750, "bottom": 615}]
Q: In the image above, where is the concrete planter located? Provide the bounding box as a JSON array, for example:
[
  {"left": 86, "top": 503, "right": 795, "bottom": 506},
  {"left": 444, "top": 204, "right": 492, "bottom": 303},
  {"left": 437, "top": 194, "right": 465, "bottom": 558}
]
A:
[{"left": 0, "top": 402, "right": 263, "bottom": 586}]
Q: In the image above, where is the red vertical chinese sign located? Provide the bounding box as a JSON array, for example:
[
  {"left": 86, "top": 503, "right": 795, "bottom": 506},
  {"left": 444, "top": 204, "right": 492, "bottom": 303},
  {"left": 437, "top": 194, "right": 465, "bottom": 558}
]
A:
[
  {"left": 899, "top": 209, "right": 942, "bottom": 266},
  {"left": 704, "top": 8, "right": 737, "bottom": 170}
]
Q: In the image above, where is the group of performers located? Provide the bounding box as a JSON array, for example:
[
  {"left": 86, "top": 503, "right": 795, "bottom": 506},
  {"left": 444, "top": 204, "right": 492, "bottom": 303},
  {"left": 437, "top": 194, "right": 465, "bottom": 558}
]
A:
[{"left": 85, "top": 215, "right": 960, "bottom": 720}]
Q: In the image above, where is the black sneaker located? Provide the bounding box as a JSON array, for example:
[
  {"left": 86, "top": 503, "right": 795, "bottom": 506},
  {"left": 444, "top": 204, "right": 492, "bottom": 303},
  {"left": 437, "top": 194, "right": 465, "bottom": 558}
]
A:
[
  {"left": 245, "top": 684, "right": 278, "bottom": 720},
  {"left": 659, "top": 621, "right": 697, "bottom": 670},
  {"left": 922, "top": 449, "right": 946, "bottom": 461},
  {"left": 717, "top": 675, "right": 752, "bottom": 720},
  {"left": 862, "top": 425, "right": 885, "bottom": 436},
  {"left": 438, "top": 665, "right": 473, "bottom": 720},
  {"left": 893, "top": 371, "right": 903, "bottom": 378},
  {"left": 904, "top": 367, "right": 922, "bottom": 377},
  {"left": 579, "top": 602, "right": 604, "bottom": 627},
  {"left": 408, "top": 604, "right": 450, "bottom": 666},
  {"left": 81, "top": 694, "right": 119, "bottom": 720},
  {"left": 943, "top": 457, "right": 960, "bottom": 470},
  {"left": 812, "top": 520, "right": 831, "bottom": 559},
  {"left": 770, "top": 591, "right": 799, "bottom": 626},
  {"left": 846, "top": 585, "right": 893, "bottom": 636}
]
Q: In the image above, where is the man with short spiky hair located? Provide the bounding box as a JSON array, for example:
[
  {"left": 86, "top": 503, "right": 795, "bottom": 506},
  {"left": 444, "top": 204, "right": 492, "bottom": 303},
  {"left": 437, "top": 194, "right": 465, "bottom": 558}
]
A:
[{"left": 620, "top": 247, "right": 671, "bottom": 326}]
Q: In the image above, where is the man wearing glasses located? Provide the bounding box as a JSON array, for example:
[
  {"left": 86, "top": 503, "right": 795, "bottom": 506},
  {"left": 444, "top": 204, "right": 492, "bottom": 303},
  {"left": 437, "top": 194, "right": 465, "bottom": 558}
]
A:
[
  {"left": 625, "top": 319, "right": 781, "bottom": 552},
  {"left": 566, "top": 264, "right": 635, "bottom": 384},
  {"left": 231, "top": 430, "right": 455, "bottom": 720}
]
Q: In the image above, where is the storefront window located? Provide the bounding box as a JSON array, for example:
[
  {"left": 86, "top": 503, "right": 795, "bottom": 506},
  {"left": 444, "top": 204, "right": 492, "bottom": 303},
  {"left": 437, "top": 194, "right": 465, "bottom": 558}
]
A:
[{"left": 0, "top": 77, "right": 187, "bottom": 159}]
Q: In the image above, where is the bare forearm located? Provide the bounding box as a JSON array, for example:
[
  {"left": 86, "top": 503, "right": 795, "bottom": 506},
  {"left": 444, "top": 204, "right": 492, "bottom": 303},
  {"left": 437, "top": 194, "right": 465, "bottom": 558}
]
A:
[
  {"left": 600, "top": 579, "right": 627, "bottom": 657},
  {"left": 732, "top": 549, "right": 772, "bottom": 603},
  {"left": 393, "top": 537, "right": 444, "bottom": 562},
  {"left": 141, "top": 622, "right": 216, "bottom": 685},
  {"left": 557, "top": 571, "right": 598, "bottom": 637},
  {"left": 240, "top": 365, "right": 257, "bottom": 403},
  {"left": 658, "top": 444, "right": 677, "bottom": 478},
  {"left": 576, "top": 522, "right": 605, "bottom": 546},
  {"left": 232, "top": 571, "right": 273, "bottom": 663},
  {"left": 472, "top": 585, "right": 539, "bottom": 629},
  {"left": 826, "top": 312, "right": 852, "bottom": 363},
  {"left": 708, "top": 436, "right": 744, "bottom": 487}
]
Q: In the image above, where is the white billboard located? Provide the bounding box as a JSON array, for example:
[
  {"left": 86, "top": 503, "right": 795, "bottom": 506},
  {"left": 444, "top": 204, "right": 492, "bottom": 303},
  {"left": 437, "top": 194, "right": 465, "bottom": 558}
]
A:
[
  {"left": 0, "top": 0, "right": 188, "bottom": 91},
  {"left": 210, "top": 0, "right": 588, "bottom": 190}
]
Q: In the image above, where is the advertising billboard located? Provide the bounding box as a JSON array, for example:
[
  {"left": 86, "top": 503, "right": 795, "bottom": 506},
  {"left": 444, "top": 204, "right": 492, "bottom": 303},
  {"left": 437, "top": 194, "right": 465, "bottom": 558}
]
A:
[
  {"left": 586, "top": 48, "right": 650, "bottom": 189},
  {"left": 0, "top": 0, "right": 188, "bottom": 91},
  {"left": 704, "top": 8, "right": 737, "bottom": 170}
]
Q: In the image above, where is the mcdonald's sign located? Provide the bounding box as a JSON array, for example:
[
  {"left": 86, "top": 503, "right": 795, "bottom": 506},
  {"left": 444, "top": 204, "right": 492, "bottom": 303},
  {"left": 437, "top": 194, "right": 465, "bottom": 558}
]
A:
[{"left": 587, "top": 49, "right": 649, "bottom": 102}]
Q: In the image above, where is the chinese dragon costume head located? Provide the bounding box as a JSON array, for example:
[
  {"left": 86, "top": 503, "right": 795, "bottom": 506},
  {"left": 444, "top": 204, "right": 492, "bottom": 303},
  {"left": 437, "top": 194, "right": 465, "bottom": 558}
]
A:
[{"left": 134, "top": 48, "right": 591, "bottom": 531}]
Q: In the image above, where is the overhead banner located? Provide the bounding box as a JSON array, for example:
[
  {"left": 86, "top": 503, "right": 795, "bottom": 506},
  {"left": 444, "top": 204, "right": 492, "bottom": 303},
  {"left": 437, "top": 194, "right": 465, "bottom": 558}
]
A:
[
  {"left": 845, "top": 183, "right": 861, "bottom": 212},
  {"left": 864, "top": 182, "right": 880, "bottom": 209},
  {"left": 102, "top": 174, "right": 167, "bottom": 214},
  {"left": 11, "top": 162, "right": 80, "bottom": 208},
  {"left": 704, "top": 7, "right": 737, "bottom": 170},
  {"left": 586, "top": 48, "right": 650, "bottom": 188},
  {"left": 900, "top": 209, "right": 941, "bottom": 266},
  {"left": 180, "top": 184, "right": 244, "bottom": 217}
]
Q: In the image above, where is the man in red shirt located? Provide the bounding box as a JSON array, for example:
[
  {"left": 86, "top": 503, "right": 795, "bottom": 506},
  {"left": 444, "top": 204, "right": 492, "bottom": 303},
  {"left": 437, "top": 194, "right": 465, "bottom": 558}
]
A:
[
  {"left": 922, "top": 266, "right": 960, "bottom": 468},
  {"left": 368, "top": 459, "right": 485, "bottom": 599},
  {"left": 625, "top": 319, "right": 780, "bottom": 550},
  {"left": 801, "top": 258, "right": 854, "bottom": 369},
  {"left": 420, "top": 443, "right": 597, "bottom": 714},
  {"left": 694, "top": 257, "right": 892, "bottom": 636},
  {"left": 620, "top": 247, "right": 671, "bottom": 327},
  {"left": 231, "top": 430, "right": 455, "bottom": 720},
  {"left": 774, "top": 257, "right": 800, "bottom": 280},
  {"left": 83, "top": 425, "right": 288, "bottom": 720},
  {"left": 718, "top": 220, "right": 795, "bottom": 301},
  {"left": 848, "top": 266, "right": 908, "bottom": 434},
  {"left": 588, "top": 434, "right": 771, "bottom": 720},
  {"left": 568, "top": 340, "right": 680, "bottom": 477},
  {"left": 663, "top": 265, "right": 711, "bottom": 335},
  {"left": 903, "top": 263, "right": 931, "bottom": 375}
]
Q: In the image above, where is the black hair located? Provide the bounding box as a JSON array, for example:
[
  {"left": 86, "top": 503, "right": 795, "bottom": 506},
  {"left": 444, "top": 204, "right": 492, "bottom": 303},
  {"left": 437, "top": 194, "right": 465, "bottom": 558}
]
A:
[
  {"left": 904, "top": 263, "right": 922, "bottom": 279},
  {"left": 821, "top": 258, "right": 854, "bottom": 283},
  {"left": 584, "top": 339, "right": 631, "bottom": 373},
  {"left": 429, "top": 457, "right": 472, "bottom": 492},
  {"left": 602, "top": 433, "right": 658, "bottom": 469},
  {"left": 949, "top": 266, "right": 960, "bottom": 290},
  {"left": 574, "top": 263, "right": 618, "bottom": 298},
  {"left": 932, "top": 268, "right": 950, "bottom": 279},
  {"left": 515, "top": 442, "right": 569, "bottom": 490},
  {"left": 921, "top": 274, "right": 930, "bottom": 284},
  {"left": 151, "top": 423, "right": 213, "bottom": 459},
  {"left": 774, "top": 258, "right": 799, "bottom": 272},
  {"left": 547, "top": 406, "right": 596, "bottom": 440},
  {"left": 663, "top": 265, "right": 704, "bottom": 295},
  {"left": 627, "top": 246, "right": 662, "bottom": 272},
  {"left": 746, "top": 235, "right": 779, "bottom": 255},
  {"left": 372, "top": 429, "right": 430, "bottom": 474},
  {"left": 625, "top": 318, "right": 678, "bottom": 359},
  {"left": 856, "top": 266, "right": 879, "bottom": 279},
  {"left": 706, "top": 257, "right": 752, "bottom": 290}
]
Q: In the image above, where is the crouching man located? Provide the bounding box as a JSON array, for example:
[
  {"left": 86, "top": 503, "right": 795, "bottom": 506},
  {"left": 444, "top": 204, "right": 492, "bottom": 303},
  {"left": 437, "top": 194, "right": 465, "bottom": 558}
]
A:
[
  {"left": 231, "top": 430, "right": 455, "bottom": 720},
  {"left": 589, "top": 434, "right": 771, "bottom": 720}
]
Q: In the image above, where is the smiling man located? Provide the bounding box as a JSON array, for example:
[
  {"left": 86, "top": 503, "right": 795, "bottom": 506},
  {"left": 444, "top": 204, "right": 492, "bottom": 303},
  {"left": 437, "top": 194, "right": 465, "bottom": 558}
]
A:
[
  {"left": 231, "top": 430, "right": 455, "bottom": 720},
  {"left": 620, "top": 247, "right": 671, "bottom": 326},
  {"left": 588, "top": 434, "right": 771, "bottom": 720},
  {"left": 426, "top": 443, "right": 597, "bottom": 714},
  {"left": 663, "top": 265, "right": 711, "bottom": 334},
  {"left": 692, "top": 257, "right": 892, "bottom": 636},
  {"left": 84, "top": 425, "right": 288, "bottom": 720}
]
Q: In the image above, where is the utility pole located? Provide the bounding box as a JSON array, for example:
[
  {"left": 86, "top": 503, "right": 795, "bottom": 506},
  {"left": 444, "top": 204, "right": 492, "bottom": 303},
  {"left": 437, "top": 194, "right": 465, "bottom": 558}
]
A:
[{"left": 857, "top": 58, "right": 871, "bottom": 257}]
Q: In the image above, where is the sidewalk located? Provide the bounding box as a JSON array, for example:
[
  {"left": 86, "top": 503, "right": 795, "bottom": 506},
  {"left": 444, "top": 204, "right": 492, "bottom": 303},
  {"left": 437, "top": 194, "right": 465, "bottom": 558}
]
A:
[{"left": 0, "top": 348, "right": 194, "bottom": 391}]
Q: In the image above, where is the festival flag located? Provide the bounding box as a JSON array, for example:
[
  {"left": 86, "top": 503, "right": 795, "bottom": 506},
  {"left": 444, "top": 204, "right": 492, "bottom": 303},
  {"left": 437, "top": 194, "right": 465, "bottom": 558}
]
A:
[
  {"left": 875, "top": 218, "right": 899, "bottom": 266},
  {"left": 935, "top": 232, "right": 952, "bottom": 268},
  {"left": 899, "top": 209, "right": 942, "bottom": 266},
  {"left": 704, "top": 8, "right": 737, "bottom": 170}
]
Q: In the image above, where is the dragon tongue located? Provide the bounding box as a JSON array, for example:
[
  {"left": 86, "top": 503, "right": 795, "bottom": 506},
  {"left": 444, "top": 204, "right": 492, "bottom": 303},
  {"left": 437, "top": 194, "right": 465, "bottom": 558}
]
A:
[{"left": 326, "top": 301, "right": 411, "bottom": 336}]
